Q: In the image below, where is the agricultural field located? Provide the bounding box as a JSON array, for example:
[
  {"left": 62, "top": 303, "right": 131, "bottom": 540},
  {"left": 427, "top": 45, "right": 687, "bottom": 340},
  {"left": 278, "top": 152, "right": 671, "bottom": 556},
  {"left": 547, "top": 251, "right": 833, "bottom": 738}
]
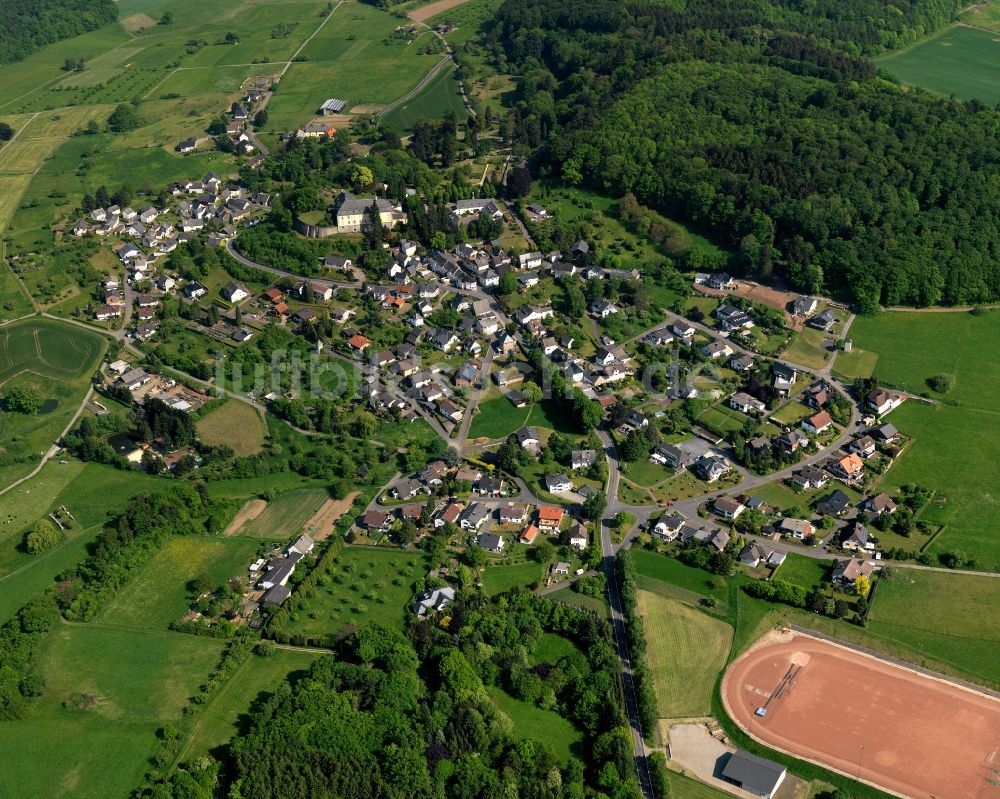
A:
[
  {"left": 0, "top": 625, "right": 224, "bottom": 799},
  {"left": 196, "top": 399, "right": 267, "bottom": 456},
  {"left": 878, "top": 25, "right": 1000, "bottom": 105},
  {"left": 850, "top": 310, "right": 1000, "bottom": 568},
  {"left": 261, "top": 2, "right": 444, "bottom": 132},
  {"left": 99, "top": 536, "right": 261, "bottom": 630},
  {"left": 235, "top": 488, "right": 330, "bottom": 540},
  {"left": 0, "top": 318, "right": 107, "bottom": 489},
  {"left": 380, "top": 65, "right": 467, "bottom": 130},
  {"left": 487, "top": 686, "right": 582, "bottom": 764},
  {"left": 281, "top": 546, "right": 429, "bottom": 639},
  {"left": 636, "top": 590, "right": 733, "bottom": 717}
]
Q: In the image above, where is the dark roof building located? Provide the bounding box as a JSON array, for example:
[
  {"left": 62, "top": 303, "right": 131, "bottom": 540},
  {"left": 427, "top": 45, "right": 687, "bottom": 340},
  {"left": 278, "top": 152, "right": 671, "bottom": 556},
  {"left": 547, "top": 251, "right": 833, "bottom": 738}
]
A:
[{"left": 720, "top": 750, "right": 787, "bottom": 798}]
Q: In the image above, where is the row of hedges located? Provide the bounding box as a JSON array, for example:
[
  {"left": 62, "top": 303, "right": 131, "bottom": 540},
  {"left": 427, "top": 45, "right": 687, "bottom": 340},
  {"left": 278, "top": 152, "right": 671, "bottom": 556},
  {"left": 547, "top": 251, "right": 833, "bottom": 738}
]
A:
[{"left": 614, "top": 549, "right": 659, "bottom": 734}]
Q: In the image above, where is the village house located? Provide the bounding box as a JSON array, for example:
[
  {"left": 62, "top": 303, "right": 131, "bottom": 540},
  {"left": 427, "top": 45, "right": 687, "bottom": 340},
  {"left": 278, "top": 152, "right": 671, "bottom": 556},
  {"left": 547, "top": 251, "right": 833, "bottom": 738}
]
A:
[
  {"left": 832, "top": 558, "right": 876, "bottom": 589},
  {"left": 864, "top": 493, "right": 897, "bottom": 515},
  {"left": 868, "top": 388, "right": 903, "bottom": 416},
  {"left": 499, "top": 503, "right": 528, "bottom": 525},
  {"left": 475, "top": 532, "right": 505, "bottom": 553},
  {"left": 830, "top": 452, "right": 864, "bottom": 480},
  {"left": 816, "top": 489, "right": 852, "bottom": 517},
  {"left": 412, "top": 586, "right": 456, "bottom": 616},
  {"left": 713, "top": 496, "right": 745, "bottom": 520},
  {"left": 545, "top": 473, "right": 573, "bottom": 493},
  {"left": 520, "top": 524, "right": 541, "bottom": 545},
  {"left": 650, "top": 443, "right": 687, "bottom": 469},
  {"left": 779, "top": 517, "right": 814, "bottom": 540},
  {"left": 459, "top": 503, "right": 491, "bottom": 531},
  {"left": 730, "top": 392, "right": 766, "bottom": 415},
  {"left": 790, "top": 466, "right": 828, "bottom": 490},
  {"left": 572, "top": 449, "right": 597, "bottom": 471},
  {"left": 652, "top": 513, "right": 686, "bottom": 542},
  {"left": 802, "top": 410, "right": 833, "bottom": 435},
  {"left": 537, "top": 506, "right": 565, "bottom": 532},
  {"left": 567, "top": 521, "right": 588, "bottom": 550},
  {"left": 360, "top": 509, "right": 392, "bottom": 532}
]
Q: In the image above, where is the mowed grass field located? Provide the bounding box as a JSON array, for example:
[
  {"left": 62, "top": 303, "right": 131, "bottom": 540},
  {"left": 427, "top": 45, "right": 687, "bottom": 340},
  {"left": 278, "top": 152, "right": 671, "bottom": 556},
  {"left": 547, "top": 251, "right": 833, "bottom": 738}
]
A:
[
  {"left": 196, "top": 399, "right": 266, "bottom": 456},
  {"left": 99, "top": 536, "right": 260, "bottom": 630},
  {"left": 850, "top": 310, "right": 1000, "bottom": 568},
  {"left": 867, "top": 570, "right": 1000, "bottom": 688},
  {"left": 636, "top": 590, "right": 732, "bottom": 717},
  {"left": 380, "top": 65, "right": 467, "bottom": 130},
  {"left": 878, "top": 25, "right": 1000, "bottom": 105},
  {"left": 281, "top": 546, "right": 429, "bottom": 638},
  {"left": 236, "top": 488, "right": 330, "bottom": 540},
  {"left": 481, "top": 560, "right": 544, "bottom": 595},
  {"left": 0, "top": 625, "right": 224, "bottom": 799}
]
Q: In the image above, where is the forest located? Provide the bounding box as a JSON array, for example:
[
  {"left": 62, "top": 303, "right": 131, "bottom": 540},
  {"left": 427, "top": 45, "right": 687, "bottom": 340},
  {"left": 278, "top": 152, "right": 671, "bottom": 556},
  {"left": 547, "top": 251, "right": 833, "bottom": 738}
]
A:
[
  {"left": 142, "top": 590, "right": 641, "bottom": 799},
  {"left": 488, "top": 0, "right": 1000, "bottom": 308},
  {"left": 0, "top": 0, "right": 117, "bottom": 64}
]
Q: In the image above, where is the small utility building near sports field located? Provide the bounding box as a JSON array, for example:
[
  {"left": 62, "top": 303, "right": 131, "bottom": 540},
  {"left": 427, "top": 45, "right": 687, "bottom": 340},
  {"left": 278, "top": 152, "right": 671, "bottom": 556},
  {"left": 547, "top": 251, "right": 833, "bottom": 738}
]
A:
[{"left": 720, "top": 750, "right": 786, "bottom": 798}]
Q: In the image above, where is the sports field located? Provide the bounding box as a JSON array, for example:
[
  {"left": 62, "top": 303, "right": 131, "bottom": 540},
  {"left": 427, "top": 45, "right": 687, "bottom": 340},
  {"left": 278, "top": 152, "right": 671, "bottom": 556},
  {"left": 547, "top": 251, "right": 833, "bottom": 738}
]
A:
[
  {"left": 637, "top": 590, "right": 732, "bottom": 717},
  {"left": 878, "top": 25, "right": 1000, "bottom": 105},
  {"left": 723, "top": 631, "right": 1000, "bottom": 799},
  {"left": 196, "top": 399, "right": 267, "bottom": 456},
  {"left": 235, "top": 488, "right": 330, "bottom": 540},
  {"left": 850, "top": 310, "right": 1000, "bottom": 567}
]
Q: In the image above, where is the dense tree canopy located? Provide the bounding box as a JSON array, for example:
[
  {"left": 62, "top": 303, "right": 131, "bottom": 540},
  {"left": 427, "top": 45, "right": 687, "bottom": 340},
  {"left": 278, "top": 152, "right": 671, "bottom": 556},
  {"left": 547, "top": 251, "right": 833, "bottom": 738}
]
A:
[
  {"left": 490, "top": 0, "right": 1000, "bottom": 307},
  {"left": 0, "top": 0, "right": 116, "bottom": 64}
]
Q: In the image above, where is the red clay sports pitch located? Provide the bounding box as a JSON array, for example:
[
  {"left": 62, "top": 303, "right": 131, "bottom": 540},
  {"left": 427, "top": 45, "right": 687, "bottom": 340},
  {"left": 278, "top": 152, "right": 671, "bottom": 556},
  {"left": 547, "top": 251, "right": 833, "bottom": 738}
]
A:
[{"left": 722, "top": 630, "right": 1000, "bottom": 799}]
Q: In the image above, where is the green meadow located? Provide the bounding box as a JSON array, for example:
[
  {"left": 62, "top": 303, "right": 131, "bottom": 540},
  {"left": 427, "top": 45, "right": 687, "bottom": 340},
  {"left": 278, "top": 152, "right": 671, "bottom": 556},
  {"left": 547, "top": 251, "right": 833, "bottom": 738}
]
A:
[
  {"left": 99, "top": 536, "right": 261, "bottom": 630},
  {"left": 878, "top": 25, "right": 1000, "bottom": 105},
  {"left": 0, "top": 625, "right": 224, "bottom": 799},
  {"left": 850, "top": 310, "right": 1000, "bottom": 568}
]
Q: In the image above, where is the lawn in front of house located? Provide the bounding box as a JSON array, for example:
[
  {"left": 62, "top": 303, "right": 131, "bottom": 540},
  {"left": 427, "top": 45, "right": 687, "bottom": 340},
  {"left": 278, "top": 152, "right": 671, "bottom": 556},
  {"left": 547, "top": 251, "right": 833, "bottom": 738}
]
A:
[{"left": 481, "top": 560, "right": 545, "bottom": 595}]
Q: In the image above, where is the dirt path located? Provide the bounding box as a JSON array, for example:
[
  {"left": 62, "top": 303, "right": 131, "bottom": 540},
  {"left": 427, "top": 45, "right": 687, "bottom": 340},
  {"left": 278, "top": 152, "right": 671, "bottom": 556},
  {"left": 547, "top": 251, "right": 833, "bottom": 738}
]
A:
[
  {"left": 223, "top": 498, "right": 267, "bottom": 536},
  {"left": 303, "top": 491, "right": 359, "bottom": 539}
]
